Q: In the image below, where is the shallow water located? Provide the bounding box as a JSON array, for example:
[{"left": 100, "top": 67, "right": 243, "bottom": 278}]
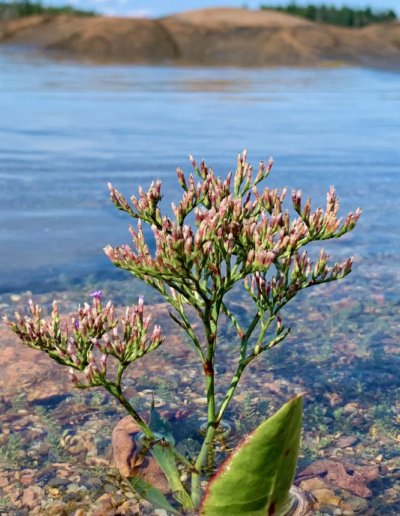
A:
[
  {"left": 1, "top": 47, "right": 400, "bottom": 515},
  {"left": 1, "top": 48, "right": 400, "bottom": 293}
]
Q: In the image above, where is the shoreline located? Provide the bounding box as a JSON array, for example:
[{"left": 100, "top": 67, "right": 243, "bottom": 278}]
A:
[{"left": 0, "top": 8, "right": 400, "bottom": 70}]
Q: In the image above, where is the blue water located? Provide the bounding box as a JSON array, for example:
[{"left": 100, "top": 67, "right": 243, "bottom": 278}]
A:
[{"left": 1, "top": 47, "right": 400, "bottom": 294}]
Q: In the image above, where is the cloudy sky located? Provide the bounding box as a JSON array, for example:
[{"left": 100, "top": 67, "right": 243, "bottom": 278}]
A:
[{"left": 48, "top": 0, "right": 400, "bottom": 17}]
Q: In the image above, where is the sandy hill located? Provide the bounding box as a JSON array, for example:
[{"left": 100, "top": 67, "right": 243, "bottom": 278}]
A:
[
  {"left": 163, "top": 7, "right": 312, "bottom": 28},
  {"left": 0, "top": 7, "right": 399, "bottom": 68}
]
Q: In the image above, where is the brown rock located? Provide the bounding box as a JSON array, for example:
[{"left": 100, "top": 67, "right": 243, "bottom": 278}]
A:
[
  {"left": 111, "top": 415, "right": 170, "bottom": 494},
  {"left": 313, "top": 488, "right": 342, "bottom": 506},
  {"left": 0, "top": 477, "right": 9, "bottom": 488},
  {"left": 22, "top": 485, "right": 44, "bottom": 509},
  {"left": 111, "top": 415, "right": 144, "bottom": 477},
  {"left": 116, "top": 501, "right": 133, "bottom": 515},
  {"left": 337, "top": 436, "right": 359, "bottom": 449},
  {"left": 298, "top": 460, "right": 378, "bottom": 498},
  {"left": 68, "top": 441, "right": 86, "bottom": 455},
  {"left": 262, "top": 381, "right": 282, "bottom": 393},
  {"left": 93, "top": 494, "right": 117, "bottom": 516},
  {"left": 8, "top": 488, "right": 22, "bottom": 504},
  {"left": 346, "top": 495, "right": 369, "bottom": 513},
  {"left": 299, "top": 477, "right": 329, "bottom": 492},
  {"left": 343, "top": 403, "right": 358, "bottom": 414},
  {"left": 20, "top": 470, "right": 34, "bottom": 486},
  {"left": 93, "top": 507, "right": 117, "bottom": 516}
]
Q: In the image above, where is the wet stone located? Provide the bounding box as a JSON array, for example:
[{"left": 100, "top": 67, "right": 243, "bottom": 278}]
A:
[
  {"left": 49, "top": 477, "right": 71, "bottom": 486},
  {"left": 2, "top": 273, "right": 400, "bottom": 515},
  {"left": 346, "top": 495, "right": 369, "bottom": 513},
  {"left": 337, "top": 436, "right": 359, "bottom": 449},
  {"left": 22, "top": 485, "right": 44, "bottom": 509}
]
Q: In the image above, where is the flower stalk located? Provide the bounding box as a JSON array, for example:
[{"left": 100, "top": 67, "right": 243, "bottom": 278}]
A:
[{"left": 4, "top": 151, "right": 361, "bottom": 512}]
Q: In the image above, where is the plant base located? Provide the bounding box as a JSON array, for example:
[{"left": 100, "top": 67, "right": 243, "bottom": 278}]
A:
[
  {"left": 199, "top": 420, "right": 231, "bottom": 439},
  {"left": 275, "top": 486, "right": 316, "bottom": 516}
]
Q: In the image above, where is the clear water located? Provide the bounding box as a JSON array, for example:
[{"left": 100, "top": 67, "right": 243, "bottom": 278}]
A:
[
  {"left": 1, "top": 48, "right": 400, "bottom": 294},
  {"left": 1, "top": 47, "right": 400, "bottom": 515}
]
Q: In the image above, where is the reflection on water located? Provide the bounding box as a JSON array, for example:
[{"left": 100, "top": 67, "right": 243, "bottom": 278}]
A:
[{"left": 1, "top": 47, "right": 400, "bottom": 515}]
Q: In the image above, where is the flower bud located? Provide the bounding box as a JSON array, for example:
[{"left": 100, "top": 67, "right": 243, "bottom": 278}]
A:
[
  {"left": 55, "top": 345, "right": 66, "bottom": 358},
  {"left": 177, "top": 167, "right": 187, "bottom": 189},
  {"left": 108, "top": 182, "right": 117, "bottom": 203},
  {"left": 100, "top": 354, "right": 108, "bottom": 372},
  {"left": 84, "top": 365, "right": 94, "bottom": 382},
  {"left": 68, "top": 368, "right": 80, "bottom": 386},
  {"left": 52, "top": 300, "right": 59, "bottom": 316},
  {"left": 138, "top": 295, "right": 145, "bottom": 314}
]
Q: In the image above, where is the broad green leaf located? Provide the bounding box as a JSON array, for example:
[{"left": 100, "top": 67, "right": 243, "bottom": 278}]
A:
[
  {"left": 149, "top": 398, "right": 175, "bottom": 445},
  {"left": 128, "top": 476, "right": 179, "bottom": 515},
  {"left": 151, "top": 444, "right": 194, "bottom": 509},
  {"left": 200, "top": 394, "right": 303, "bottom": 516}
]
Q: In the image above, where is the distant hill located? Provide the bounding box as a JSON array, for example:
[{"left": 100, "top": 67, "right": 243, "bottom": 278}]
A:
[
  {"left": 261, "top": 4, "right": 397, "bottom": 27},
  {"left": 0, "top": 7, "right": 400, "bottom": 69}
]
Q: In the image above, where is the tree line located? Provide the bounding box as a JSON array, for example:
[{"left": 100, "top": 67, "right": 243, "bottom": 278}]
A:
[
  {"left": 260, "top": 3, "right": 397, "bottom": 27},
  {"left": 0, "top": 0, "right": 96, "bottom": 20}
]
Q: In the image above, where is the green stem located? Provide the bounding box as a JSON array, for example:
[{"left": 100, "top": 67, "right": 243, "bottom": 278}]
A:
[
  {"left": 191, "top": 425, "right": 216, "bottom": 508},
  {"left": 216, "top": 361, "right": 246, "bottom": 425},
  {"left": 216, "top": 312, "right": 260, "bottom": 424},
  {"left": 116, "top": 363, "right": 125, "bottom": 386},
  {"left": 104, "top": 382, "right": 155, "bottom": 440},
  {"left": 191, "top": 302, "right": 219, "bottom": 508},
  {"left": 206, "top": 374, "right": 216, "bottom": 426}
]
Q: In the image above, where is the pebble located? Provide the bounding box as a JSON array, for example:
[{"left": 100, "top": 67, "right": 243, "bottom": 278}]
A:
[
  {"left": 69, "top": 441, "right": 86, "bottom": 455},
  {"left": 313, "top": 488, "right": 342, "bottom": 506},
  {"left": 104, "top": 483, "right": 117, "bottom": 493},
  {"left": 346, "top": 495, "right": 369, "bottom": 513},
  {"left": 31, "top": 442, "right": 51, "bottom": 455},
  {"left": 343, "top": 403, "right": 358, "bottom": 414},
  {"left": 22, "top": 486, "right": 44, "bottom": 509},
  {"left": 193, "top": 397, "right": 208, "bottom": 404},
  {"left": 49, "top": 477, "right": 71, "bottom": 486},
  {"left": 337, "top": 436, "right": 358, "bottom": 449},
  {"left": 0, "top": 477, "right": 9, "bottom": 488},
  {"left": 66, "top": 483, "right": 80, "bottom": 493}
]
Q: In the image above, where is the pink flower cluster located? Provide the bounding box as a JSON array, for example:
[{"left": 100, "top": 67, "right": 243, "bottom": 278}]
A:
[
  {"left": 104, "top": 152, "right": 361, "bottom": 293},
  {"left": 4, "top": 295, "right": 164, "bottom": 389}
]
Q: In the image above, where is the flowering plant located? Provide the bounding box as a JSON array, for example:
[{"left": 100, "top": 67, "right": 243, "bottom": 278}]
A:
[{"left": 4, "top": 152, "right": 360, "bottom": 515}]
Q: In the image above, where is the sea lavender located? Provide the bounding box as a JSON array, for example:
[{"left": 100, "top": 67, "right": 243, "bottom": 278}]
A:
[
  {"left": 4, "top": 151, "right": 361, "bottom": 510},
  {"left": 3, "top": 296, "right": 164, "bottom": 439},
  {"left": 104, "top": 151, "right": 361, "bottom": 505}
]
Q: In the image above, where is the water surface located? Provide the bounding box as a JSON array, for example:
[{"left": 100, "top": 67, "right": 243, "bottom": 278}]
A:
[{"left": 1, "top": 49, "right": 400, "bottom": 293}]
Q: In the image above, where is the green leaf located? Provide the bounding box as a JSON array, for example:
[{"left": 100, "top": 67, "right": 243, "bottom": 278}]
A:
[
  {"left": 128, "top": 476, "right": 179, "bottom": 515},
  {"left": 149, "top": 398, "right": 175, "bottom": 445},
  {"left": 151, "top": 444, "right": 194, "bottom": 508},
  {"left": 147, "top": 402, "right": 193, "bottom": 508},
  {"left": 200, "top": 394, "right": 303, "bottom": 516}
]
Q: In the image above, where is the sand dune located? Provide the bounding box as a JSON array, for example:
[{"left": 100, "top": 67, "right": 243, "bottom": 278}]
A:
[
  {"left": 0, "top": 7, "right": 399, "bottom": 68},
  {"left": 162, "top": 7, "right": 313, "bottom": 28}
]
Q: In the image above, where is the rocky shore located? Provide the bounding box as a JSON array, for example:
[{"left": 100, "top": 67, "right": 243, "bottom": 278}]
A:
[
  {"left": 2, "top": 256, "right": 400, "bottom": 515},
  {"left": 0, "top": 7, "right": 400, "bottom": 68}
]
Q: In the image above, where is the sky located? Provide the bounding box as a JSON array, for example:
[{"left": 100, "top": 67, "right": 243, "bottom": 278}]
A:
[{"left": 48, "top": 0, "right": 400, "bottom": 18}]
